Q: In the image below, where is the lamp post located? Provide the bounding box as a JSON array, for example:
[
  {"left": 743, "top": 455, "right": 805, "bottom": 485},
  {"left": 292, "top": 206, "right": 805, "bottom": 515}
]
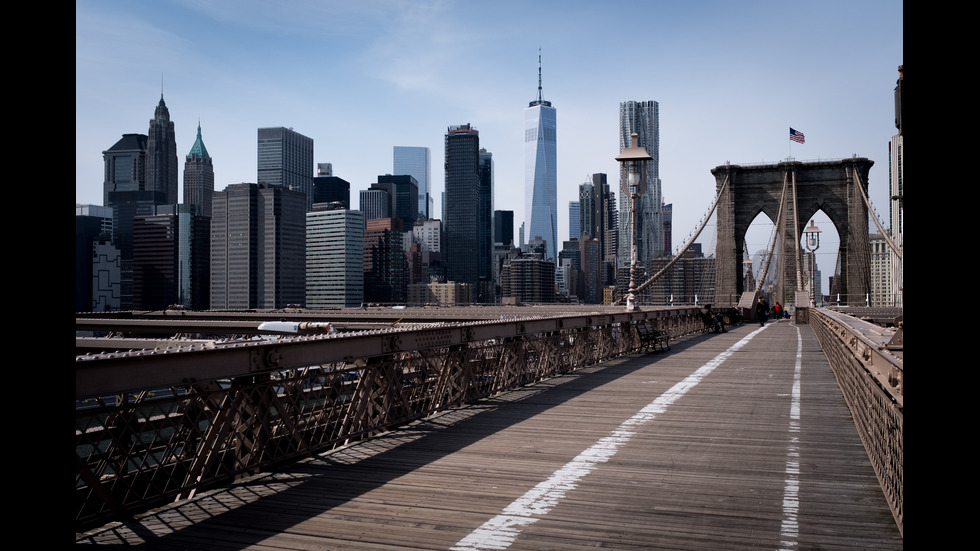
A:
[
  {"left": 616, "top": 132, "right": 652, "bottom": 311},
  {"left": 803, "top": 219, "right": 822, "bottom": 306}
]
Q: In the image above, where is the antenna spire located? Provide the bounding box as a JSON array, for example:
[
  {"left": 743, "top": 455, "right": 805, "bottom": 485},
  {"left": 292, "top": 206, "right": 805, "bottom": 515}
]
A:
[
  {"left": 528, "top": 48, "right": 552, "bottom": 108},
  {"left": 537, "top": 47, "right": 543, "bottom": 103}
]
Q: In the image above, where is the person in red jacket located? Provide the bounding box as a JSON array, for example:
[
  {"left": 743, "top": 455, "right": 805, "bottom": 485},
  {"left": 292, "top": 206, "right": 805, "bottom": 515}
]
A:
[{"left": 772, "top": 302, "right": 783, "bottom": 320}]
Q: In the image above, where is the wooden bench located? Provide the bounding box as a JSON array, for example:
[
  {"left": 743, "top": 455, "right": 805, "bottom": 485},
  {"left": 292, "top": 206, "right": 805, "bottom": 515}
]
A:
[
  {"left": 723, "top": 307, "right": 744, "bottom": 326},
  {"left": 636, "top": 320, "right": 670, "bottom": 353},
  {"left": 700, "top": 309, "right": 734, "bottom": 333}
]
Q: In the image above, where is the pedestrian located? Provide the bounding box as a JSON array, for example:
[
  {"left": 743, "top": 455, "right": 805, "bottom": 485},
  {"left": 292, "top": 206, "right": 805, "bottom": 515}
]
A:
[
  {"left": 772, "top": 302, "right": 783, "bottom": 320},
  {"left": 701, "top": 304, "right": 726, "bottom": 332},
  {"left": 756, "top": 296, "right": 769, "bottom": 326}
]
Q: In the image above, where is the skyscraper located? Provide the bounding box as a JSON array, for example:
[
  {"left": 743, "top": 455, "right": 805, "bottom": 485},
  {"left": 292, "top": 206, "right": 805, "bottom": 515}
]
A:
[
  {"left": 146, "top": 95, "right": 179, "bottom": 205},
  {"left": 393, "top": 146, "right": 431, "bottom": 219},
  {"left": 359, "top": 189, "right": 390, "bottom": 220},
  {"left": 501, "top": 255, "right": 555, "bottom": 304},
  {"left": 76, "top": 205, "right": 117, "bottom": 312},
  {"left": 869, "top": 233, "right": 891, "bottom": 307},
  {"left": 580, "top": 173, "right": 618, "bottom": 287},
  {"left": 103, "top": 133, "right": 148, "bottom": 204},
  {"left": 579, "top": 236, "right": 602, "bottom": 304},
  {"left": 413, "top": 218, "right": 445, "bottom": 282},
  {"left": 103, "top": 132, "right": 162, "bottom": 310},
  {"left": 306, "top": 207, "right": 364, "bottom": 308},
  {"left": 559, "top": 240, "right": 581, "bottom": 299},
  {"left": 183, "top": 122, "right": 214, "bottom": 217},
  {"left": 211, "top": 183, "right": 306, "bottom": 309},
  {"left": 257, "top": 127, "right": 314, "bottom": 211},
  {"left": 477, "top": 148, "right": 494, "bottom": 302},
  {"left": 494, "top": 210, "right": 514, "bottom": 247},
  {"left": 132, "top": 211, "right": 179, "bottom": 310},
  {"left": 372, "top": 174, "right": 419, "bottom": 231},
  {"left": 618, "top": 100, "right": 663, "bottom": 270},
  {"left": 444, "top": 124, "right": 481, "bottom": 290},
  {"left": 363, "top": 218, "right": 406, "bottom": 304},
  {"left": 313, "top": 163, "right": 350, "bottom": 209},
  {"left": 524, "top": 51, "right": 558, "bottom": 262},
  {"left": 568, "top": 201, "right": 580, "bottom": 240},
  {"left": 889, "top": 66, "right": 903, "bottom": 307},
  {"left": 132, "top": 204, "right": 209, "bottom": 310},
  {"left": 579, "top": 181, "right": 595, "bottom": 240}
]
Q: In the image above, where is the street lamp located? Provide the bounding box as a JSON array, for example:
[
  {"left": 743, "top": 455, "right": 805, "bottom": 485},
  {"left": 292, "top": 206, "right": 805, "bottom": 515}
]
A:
[
  {"left": 616, "top": 132, "right": 652, "bottom": 311},
  {"left": 803, "top": 219, "right": 822, "bottom": 306}
]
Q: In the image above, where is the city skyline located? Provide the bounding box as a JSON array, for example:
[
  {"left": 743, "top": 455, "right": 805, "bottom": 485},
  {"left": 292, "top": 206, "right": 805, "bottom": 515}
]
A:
[{"left": 77, "top": 1, "right": 902, "bottom": 289}]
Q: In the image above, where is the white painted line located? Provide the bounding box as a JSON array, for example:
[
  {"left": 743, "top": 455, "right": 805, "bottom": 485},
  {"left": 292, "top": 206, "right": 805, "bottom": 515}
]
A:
[
  {"left": 779, "top": 327, "right": 803, "bottom": 550},
  {"left": 451, "top": 325, "right": 769, "bottom": 551}
]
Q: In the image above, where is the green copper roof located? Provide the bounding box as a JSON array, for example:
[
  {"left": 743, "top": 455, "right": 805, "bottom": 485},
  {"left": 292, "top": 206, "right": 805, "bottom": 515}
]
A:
[{"left": 187, "top": 122, "right": 210, "bottom": 159}]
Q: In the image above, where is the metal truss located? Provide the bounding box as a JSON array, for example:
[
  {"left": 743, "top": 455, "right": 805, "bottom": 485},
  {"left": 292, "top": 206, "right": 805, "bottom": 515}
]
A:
[{"left": 76, "top": 309, "right": 701, "bottom": 530}]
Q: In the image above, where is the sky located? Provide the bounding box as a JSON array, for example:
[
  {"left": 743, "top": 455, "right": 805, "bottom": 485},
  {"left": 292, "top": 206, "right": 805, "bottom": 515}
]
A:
[{"left": 76, "top": 0, "right": 903, "bottom": 294}]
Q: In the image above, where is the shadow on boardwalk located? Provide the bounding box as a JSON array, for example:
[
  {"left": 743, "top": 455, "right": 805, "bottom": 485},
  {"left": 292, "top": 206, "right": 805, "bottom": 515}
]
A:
[
  {"left": 77, "top": 323, "right": 901, "bottom": 550},
  {"left": 77, "top": 330, "right": 712, "bottom": 548}
]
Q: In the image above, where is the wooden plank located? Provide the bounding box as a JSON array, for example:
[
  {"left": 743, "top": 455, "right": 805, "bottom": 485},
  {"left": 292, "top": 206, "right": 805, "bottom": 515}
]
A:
[{"left": 77, "top": 321, "right": 901, "bottom": 549}]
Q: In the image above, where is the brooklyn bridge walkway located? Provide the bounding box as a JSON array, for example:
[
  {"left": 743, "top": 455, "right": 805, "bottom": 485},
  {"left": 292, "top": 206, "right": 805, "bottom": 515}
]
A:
[{"left": 77, "top": 318, "right": 901, "bottom": 550}]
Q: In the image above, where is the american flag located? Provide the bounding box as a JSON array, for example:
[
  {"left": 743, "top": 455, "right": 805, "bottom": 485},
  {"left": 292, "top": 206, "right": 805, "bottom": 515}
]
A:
[{"left": 789, "top": 128, "right": 805, "bottom": 144}]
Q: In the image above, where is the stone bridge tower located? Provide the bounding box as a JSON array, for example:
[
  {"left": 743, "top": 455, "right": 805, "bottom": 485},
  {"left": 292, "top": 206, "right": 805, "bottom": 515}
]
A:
[{"left": 711, "top": 158, "right": 873, "bottom": 310}]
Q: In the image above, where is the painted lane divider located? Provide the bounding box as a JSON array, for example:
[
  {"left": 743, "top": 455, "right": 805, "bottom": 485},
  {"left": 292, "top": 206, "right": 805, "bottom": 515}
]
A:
[
  {"left": 779, "top": 327, "right": 803, "bottom": 550},
  {"left": 451, "top": 325, "right": 769, "bottom": 551}
]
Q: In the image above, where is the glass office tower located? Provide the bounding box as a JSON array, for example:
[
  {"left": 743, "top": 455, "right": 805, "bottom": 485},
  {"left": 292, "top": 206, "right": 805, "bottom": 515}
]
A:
[
  {"left": 393, "top": 146, "right": 431, "bottom": 219},
  {"left": 524, "top": 55, "right": 557, "bottom": 263},
  {"left": 477, "top": 148, "right": 494, "bottom": 302},
  {"left": 444, "top": 124, "right": 480, "bottom": 291}
]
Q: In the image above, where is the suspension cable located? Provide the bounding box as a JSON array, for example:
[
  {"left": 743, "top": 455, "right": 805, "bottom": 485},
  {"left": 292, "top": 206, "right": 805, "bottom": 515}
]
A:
[
  {"left": 852, "top": 162, "right": 902, "bottom": 261},
  {"left": 754, "top": 171, "right": 788, "bottom": 294},
  {"left": 617, "top": 172, "right": 730, "bottom": 303},
  {"left": 791, "top": 166, "right": 805, "bottom": 294}
]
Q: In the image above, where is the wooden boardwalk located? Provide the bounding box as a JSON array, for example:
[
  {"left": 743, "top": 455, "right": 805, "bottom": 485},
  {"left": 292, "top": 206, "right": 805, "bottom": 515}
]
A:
[{"left": 77, "top": 320, "right": 902, "bottom": 550}]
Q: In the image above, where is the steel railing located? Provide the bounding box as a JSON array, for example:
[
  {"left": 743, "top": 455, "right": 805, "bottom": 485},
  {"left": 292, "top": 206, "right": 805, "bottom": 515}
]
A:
[
  {"left": 76, "top": 308, "right": 702, "bottom": 531},
  {"left": 806, "top": 307, "right": 902, "bottom": 535}
]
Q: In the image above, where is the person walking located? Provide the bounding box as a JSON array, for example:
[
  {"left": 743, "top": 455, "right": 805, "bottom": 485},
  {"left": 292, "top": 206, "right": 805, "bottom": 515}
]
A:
[{"left": 755, "top": 296, "right": 769, "bottom": 326}]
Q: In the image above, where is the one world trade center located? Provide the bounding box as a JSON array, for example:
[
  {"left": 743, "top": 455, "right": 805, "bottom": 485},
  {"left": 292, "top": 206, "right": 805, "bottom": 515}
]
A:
[{"left": 524, "top": 51, "right": 557, "bottom": 262}]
